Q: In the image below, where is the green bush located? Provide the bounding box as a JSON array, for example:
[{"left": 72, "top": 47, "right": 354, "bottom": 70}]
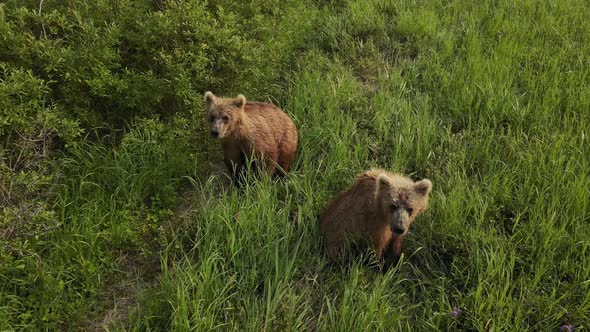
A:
[
  {"left": 0, "top": 65, "right": 76, "bottom": 257},
  {"left": 1, "top": 0, "right": 317, "bottom": 131}
]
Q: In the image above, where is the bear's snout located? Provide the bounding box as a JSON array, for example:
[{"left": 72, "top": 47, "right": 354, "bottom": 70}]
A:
[
  {"left": 391, "top": 224, "right": 405, "bottom": 235},
  {"left": 210, "top": 130, "right": 219, "bottom": 138}
]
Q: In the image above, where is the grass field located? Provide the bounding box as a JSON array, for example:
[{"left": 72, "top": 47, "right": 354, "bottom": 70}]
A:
[{"left": 1, "top": 0, "right": 589, "bottom": 330}]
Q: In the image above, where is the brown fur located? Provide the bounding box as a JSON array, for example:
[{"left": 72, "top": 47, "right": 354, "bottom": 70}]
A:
[
  {"left": 319, "top": 169, "right": 432, "bottom": 262},
  {"left": 204, "top": 92, "right": 298, "bottom": 178}
]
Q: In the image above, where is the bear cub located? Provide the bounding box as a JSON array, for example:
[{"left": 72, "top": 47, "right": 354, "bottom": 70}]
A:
[
  {"left": 319, "top": 169, "right": 432, "bottom": 265},
  {"left": 204, "top": 92, "right": 298, "bottom": 182}
]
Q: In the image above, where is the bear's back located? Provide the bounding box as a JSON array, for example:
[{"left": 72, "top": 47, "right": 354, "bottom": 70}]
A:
[
  {"left": 244, "top": 101, "right": 288, "bottom": 119},
  {"left": 244, "top": 101, "right": 296, "bottom": 136}
]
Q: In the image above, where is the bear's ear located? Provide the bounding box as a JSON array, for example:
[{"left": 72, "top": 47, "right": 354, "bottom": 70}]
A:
[
  {"left": 233, "top": 94, "right": 246, "bottom": 108},
  {"left": 375, "top": 174, "right": 390, "bottom": 193},
  {"left": 204, "top": 91, "right": 216, "bottom": 107},
  {"left": 414, "top": 179, "right": 432, "bottom": 196}
]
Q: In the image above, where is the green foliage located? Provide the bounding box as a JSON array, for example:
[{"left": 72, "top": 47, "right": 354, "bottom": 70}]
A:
[
  {"left": 1, "top": 0, "right": 317, "bottom": 130},
  {"left": 1, "top": 116, "right": 200, "bottom": 329},
  {"left": 0, "top": 64, "right": 75, "bottom": 261}
]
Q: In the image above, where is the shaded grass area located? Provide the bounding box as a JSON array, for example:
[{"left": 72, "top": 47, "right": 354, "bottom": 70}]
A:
[{"left": 2, "top": 0, "right": 590, "bottom": 330}]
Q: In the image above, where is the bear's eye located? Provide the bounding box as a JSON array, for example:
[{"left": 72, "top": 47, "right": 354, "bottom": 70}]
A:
[
  {"left": 406, "top": 208, "right": 414, "bottom": 215},
  {"left": 222, "top": 115, "right": 230, "bottom": 122},
  {"left": 389, "top": 204, "right": 398, "bottom": 212}
]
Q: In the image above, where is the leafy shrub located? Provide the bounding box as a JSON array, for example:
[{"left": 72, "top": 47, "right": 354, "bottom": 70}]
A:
[
  {"left": 0, "top": 65, "right": 78, "bottom": 257},
  {"left": 1, "top": 0, "right": 317, "bottom": 130}
]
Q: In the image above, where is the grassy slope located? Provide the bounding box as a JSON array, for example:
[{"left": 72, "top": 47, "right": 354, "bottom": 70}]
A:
[{"left": 2, "top": 0, "right": 590, "bottom": 330}]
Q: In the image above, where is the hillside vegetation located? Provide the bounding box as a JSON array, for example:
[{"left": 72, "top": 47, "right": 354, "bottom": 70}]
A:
[{"left": 1, "top": 0, "right": 589, "bottom": 330}]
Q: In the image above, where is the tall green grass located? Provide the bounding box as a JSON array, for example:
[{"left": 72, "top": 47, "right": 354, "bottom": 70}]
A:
[{"left": 1, "top": 0, "right": 589, "bottom": 330}]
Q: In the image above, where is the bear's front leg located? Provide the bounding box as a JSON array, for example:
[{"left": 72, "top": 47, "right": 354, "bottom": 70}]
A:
[
  {"left": 224, "top": 157, "right": 245, "bottom": 187},
  {"left": 382, "top": 236, "right": 404, "bottom": 270},
  {"left": 264, "top": 155, "right": 278, "bottom": 177},
  {"left": 323, "top": 228, "right": 350, "bottom": 264},
  {"left": 222, "top": 144, "right": 245, "bottom": 186},
  {"left": 369, "top": 225, "right": 393, "bottom": 259}
]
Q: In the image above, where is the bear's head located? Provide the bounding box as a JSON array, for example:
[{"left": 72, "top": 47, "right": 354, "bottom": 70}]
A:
[
  {"left": 204, "top": 91, "right": 246, "bottom": 139},
  {"left": 375, "top": 172, "right": 432, "bottom": 236}
]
